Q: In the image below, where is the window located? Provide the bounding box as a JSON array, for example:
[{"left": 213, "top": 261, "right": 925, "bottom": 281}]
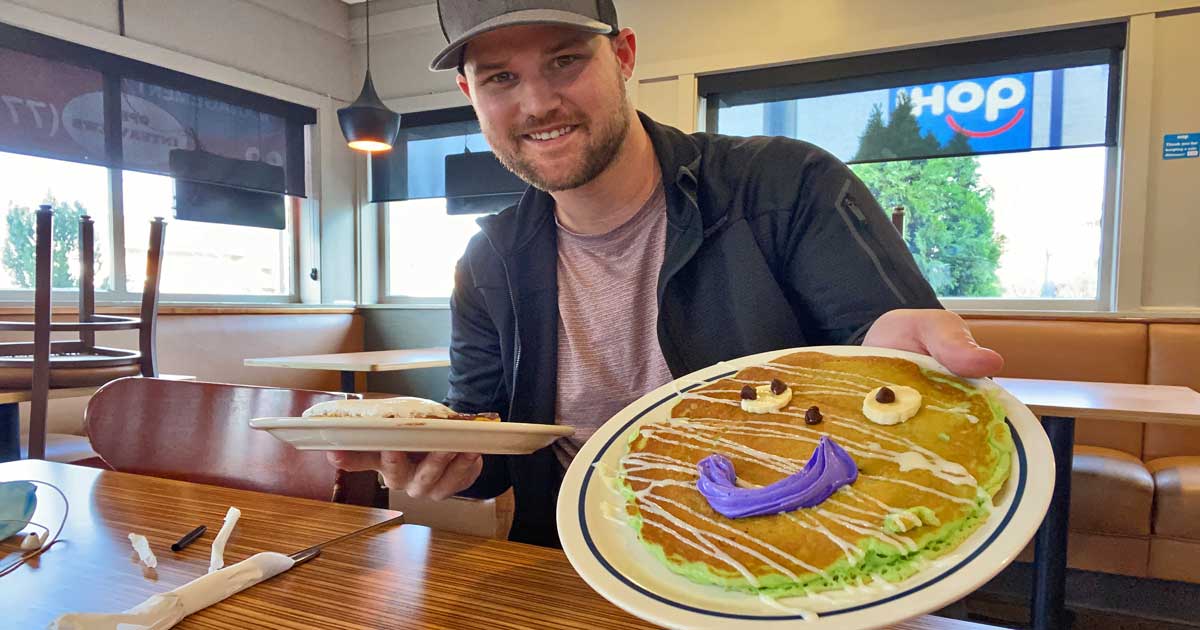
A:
[
  {"left": 124, "top": 172, "right": 294, "bottom": 296},
  {"left": 0, "top": 152, "right": 297, "bottom": 299},
  {"left": 0, "top": 151, "right": 111, "bottom": 291},
  {"left": 0, "top": 22, "right": 314, "bottom": 302},
  {"left": 702, "top": 25, "right": 1124, "bottom": 307},
  {"left": 386, "top": 198, "right": 484, "bottom": 297},
  {"left": 375, "top": 107, "right": 526, "bottom": 301}
]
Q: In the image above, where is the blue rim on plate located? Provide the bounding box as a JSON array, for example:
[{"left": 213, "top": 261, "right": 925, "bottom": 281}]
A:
[{"left": 577, "top": 371, "right": 1028, "bottom": 620}]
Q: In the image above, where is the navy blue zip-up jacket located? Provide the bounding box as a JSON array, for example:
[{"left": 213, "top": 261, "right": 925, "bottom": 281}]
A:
[{"left": 444, "top": 112, "right": 941, "bottom": 547}]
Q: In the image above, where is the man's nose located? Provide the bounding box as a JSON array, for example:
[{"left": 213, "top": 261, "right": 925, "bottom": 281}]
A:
[{"left": 517, "top": 76, "right": 563, "bottom": 120}]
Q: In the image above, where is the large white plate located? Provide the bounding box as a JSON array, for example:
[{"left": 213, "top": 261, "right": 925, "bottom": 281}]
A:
[
  {"left": 249, "top": 416, "right": 574, "bottom": 455},
  {"left": 557, "top": 346, "right": 1053, "bottom": 630}
]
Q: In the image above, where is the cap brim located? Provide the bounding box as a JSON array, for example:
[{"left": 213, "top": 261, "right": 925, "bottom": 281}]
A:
[{"left": 430, "top": 9, "right": 614, "bottom": 71}]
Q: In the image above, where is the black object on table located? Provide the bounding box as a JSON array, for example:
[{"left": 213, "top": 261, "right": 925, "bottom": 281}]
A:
[{"left": 0, "top": 403, "right": 18, "bottom": 463}]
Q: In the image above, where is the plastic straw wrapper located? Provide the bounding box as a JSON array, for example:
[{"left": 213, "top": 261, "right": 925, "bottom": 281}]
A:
[
  {"left": 208, "top": 507, "right": 241, "bottom": 573},
  {"left": 128, "top": 533, "right": 157, "bottom": 568}
]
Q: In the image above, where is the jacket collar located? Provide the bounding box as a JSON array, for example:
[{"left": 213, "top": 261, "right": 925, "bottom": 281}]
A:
[
  {"left": 640, "top": 111, "right": 703, "bottom": 232},
  {"left": 475, "top": 111, "right": 704, "bottom": 257}
]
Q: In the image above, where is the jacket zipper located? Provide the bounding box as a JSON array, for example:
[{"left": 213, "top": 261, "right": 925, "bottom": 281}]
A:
[
  {"left": 834, "top": 178, "right": 908, "bottom": 305},
  {"left": 656, "top": 170, "right": 705, "bottom": 377},
  {"left": 481, "top": 229, "right": 522, "bottom": 422},
  {"left": 844, "top": 195, "right": 867, "bottom": 222},
  {"left": 499, "top": 256, "right": 521, "bottom": 422}
]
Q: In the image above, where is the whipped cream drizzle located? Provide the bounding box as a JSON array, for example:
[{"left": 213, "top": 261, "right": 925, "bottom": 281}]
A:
[{"left": 697, "top": 437, "right": 858, "bottom": 519}]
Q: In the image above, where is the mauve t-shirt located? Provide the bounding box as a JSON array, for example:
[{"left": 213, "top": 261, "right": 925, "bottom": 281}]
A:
[{"left": 552, "top": 182, "right": 674, "bottom": 470}]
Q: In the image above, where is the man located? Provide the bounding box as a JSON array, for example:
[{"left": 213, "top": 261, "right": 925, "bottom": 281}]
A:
[{"left": 332, "top": 0, "right": 1004, "bottom": 547}]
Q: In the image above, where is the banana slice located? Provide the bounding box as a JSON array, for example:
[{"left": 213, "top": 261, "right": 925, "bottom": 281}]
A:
[
  {"left": 740, "top": 383, "right": 792, "bottom": 414},
  {"left": 862, "top": 385, "right": 922, "bottom": 425}
]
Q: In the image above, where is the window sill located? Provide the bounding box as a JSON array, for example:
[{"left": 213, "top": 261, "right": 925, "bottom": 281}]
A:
[
  {"left": 0, "top": 303, "right": 356, "bottom": 316},
  {"left": 956, "top": 308, "right": 1200, "bottom": 323},
  {"left": 355, "top": 302, "right": 1200, "bottom": 322},
  {"left": 359, "top": 301, "right": 450, "bottom": 310}
]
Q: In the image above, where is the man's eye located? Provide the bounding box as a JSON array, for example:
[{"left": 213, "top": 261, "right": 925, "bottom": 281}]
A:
[
  {"left": 554, "top": 55, "right": 579, "bottom": 68},
  {"left": 487, "top": 72, "right": 515, "bottom": 84}
]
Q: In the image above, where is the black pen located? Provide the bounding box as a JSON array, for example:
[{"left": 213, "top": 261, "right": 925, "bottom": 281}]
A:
[{"left": 170, "top": 525, "right": 206, "bottom": 552}]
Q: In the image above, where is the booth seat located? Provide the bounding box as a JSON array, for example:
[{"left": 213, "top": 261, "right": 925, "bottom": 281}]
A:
[{"left": 965, "top": 316, "right": 1200, "bottom": 583}]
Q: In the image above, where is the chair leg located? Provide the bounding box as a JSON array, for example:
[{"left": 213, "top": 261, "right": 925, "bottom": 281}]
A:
[
  {"left": 331, "top": 469, "right": 347, "bottom": 503},
  {"left": 139, "top": 217, "right": 166, "bottom": 377},
  {"left": 332, "top": 469, "right": 388, "bottom": 507},
  {"left": 0, "top": 403, "right": 20, "bottom": 463},
  {"left": 78, "top": 214, "right": 96, "bottom": 350},
  {"left": 27, "top": 389, "right": 49, "bottom": 461},
  {"left": 29, "top": 206, "right": 54, "bottom": 461}
]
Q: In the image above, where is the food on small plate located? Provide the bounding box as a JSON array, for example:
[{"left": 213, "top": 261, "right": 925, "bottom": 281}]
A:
[
  {"left": 252, "top": 396, "right": 568, "bottom": 455},
  {"left": 617, "top": 350, "right": 1013, "bottom": 599},
  {"left": 302, "top": 396, "right": 500, "bottom": 422}
]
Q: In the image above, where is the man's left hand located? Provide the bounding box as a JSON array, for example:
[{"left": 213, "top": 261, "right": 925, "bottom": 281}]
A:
[{"left": 862, "top": 309, "right": 1003, "bottom": 379}]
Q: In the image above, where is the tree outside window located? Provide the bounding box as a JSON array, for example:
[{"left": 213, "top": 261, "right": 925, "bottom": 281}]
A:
[
  {"left": 2, "top": 194, "right": 104, "bottom": 290},
  {"left": 850, "top": 96, "right": 1004, "bottom": 298}
]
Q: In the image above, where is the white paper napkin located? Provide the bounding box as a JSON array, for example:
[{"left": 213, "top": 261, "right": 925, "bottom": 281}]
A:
[{"left": 49, "top": 551, "right": 295, "bottom": 630}]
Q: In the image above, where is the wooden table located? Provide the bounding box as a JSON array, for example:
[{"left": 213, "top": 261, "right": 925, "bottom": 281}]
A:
[
  {"left": 0, "top": 374, "right": 195, "bottom": 463},
  {"left": 994, "top": 377, "right": 1200, "bottom": 630},
  {"left": 1, "top": 461, "right": 993, "bottom": 630},
  {"left": 244, "top": 347, "right": 451, "bottom": 393}
]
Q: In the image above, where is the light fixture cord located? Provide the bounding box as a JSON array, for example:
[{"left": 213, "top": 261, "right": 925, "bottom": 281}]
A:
[{"left": 365, "top": 0, "right": 371, "bottom": 73}]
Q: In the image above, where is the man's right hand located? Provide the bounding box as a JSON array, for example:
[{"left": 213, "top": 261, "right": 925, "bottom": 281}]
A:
[{"left": 328, "top": 451, "right": 482, "bottom": 500}]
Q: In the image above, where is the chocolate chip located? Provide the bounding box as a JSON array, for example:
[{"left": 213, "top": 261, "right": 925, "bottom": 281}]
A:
[
  {"left": 740, "top": 385, "right": 757, "bottom": 400},
  {"left": 875, "top": 387, "right": 896, "bottom": 404},
  {"left": 770, "top": 378, "right": 787, "bottom": 395},
  {"left": 805, "top": 406, "right": 823, "bottom": 425}
]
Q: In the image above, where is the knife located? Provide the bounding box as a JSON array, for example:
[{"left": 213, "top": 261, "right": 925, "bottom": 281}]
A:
[{"left": 288, "top": 513, "right": 405, "bottom": 565}]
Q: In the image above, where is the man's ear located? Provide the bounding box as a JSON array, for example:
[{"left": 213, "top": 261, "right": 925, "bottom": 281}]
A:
[
  {"left": 456, "top": 73, "right": 473, "bottom": 103},
  {"left": 611, "top": 27, "right": 637, "bottom": 80}
]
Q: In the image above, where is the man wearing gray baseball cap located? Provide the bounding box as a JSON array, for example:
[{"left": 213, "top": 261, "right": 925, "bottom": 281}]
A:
[{"left": 333, "top": 0, "right": 1004, "bottom": 548}]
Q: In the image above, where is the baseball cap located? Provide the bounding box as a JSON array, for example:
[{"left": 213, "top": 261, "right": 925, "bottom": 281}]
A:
[{"left": 431, "top": 0, "right": 619, "bottom": 72}]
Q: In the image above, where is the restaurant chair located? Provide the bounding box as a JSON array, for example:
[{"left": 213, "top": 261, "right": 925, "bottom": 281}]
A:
[
  {"left": 83, "top": 377, "right": 384, "bottom": 506},
  {"left": 0, "top": 205, "right": 166, "bottom": 461}
]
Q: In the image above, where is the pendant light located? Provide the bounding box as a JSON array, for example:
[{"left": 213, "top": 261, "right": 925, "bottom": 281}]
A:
[{"left": 338, "top": 0, "right": 400, "bottom": 152}]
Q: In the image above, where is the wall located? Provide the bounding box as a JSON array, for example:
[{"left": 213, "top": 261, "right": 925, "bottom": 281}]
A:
[
  {"left": 347, "top": 1, "right": 447, "bottom": 100},
  {"left": 361, "top": 307, "right": 451, "bottom": 399},
  {"left": 7, "top": 0, "right": 354, "bottom": 98},
  {"left": 1, "top": 0, "right": 361, "bottom": 304},
  {"left": 1143, "top": 10, "right": 1200, "bottom": 308}
]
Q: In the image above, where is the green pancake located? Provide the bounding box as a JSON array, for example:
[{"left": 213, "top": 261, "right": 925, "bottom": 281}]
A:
[{"left": 617, "top": 351, "right": 1013, "bottom": 597}]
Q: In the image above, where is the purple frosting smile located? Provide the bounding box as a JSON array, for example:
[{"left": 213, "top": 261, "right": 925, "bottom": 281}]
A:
[{"left": 696, "top": 436, "right": 859, "bottom": 519}]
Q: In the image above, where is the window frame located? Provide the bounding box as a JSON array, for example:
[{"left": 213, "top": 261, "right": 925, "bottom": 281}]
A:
[{"left": 700, "top": 25, "right": 1127, "bottom": 312}]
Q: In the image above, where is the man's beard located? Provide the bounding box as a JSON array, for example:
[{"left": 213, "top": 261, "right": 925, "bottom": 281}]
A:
[{"left": 487, "top": 79, "right": 630, "bottom": 192}]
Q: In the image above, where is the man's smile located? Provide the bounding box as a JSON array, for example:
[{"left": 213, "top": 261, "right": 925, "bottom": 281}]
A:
[{"left": 521, "top": 124, "right": 580, "bottom": 145}]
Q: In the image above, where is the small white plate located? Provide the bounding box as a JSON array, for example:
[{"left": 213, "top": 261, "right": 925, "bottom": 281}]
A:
[
  {"left": 249, "top": 416, "right": 574, "bottom": 455},
  {"left": 557, "top": 346, "right": 1053, "bottom": 630}
]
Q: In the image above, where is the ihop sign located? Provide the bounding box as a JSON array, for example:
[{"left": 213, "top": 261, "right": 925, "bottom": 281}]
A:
[{"left": 890, "top": 73, "right": 1034, "bottom": 153}]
